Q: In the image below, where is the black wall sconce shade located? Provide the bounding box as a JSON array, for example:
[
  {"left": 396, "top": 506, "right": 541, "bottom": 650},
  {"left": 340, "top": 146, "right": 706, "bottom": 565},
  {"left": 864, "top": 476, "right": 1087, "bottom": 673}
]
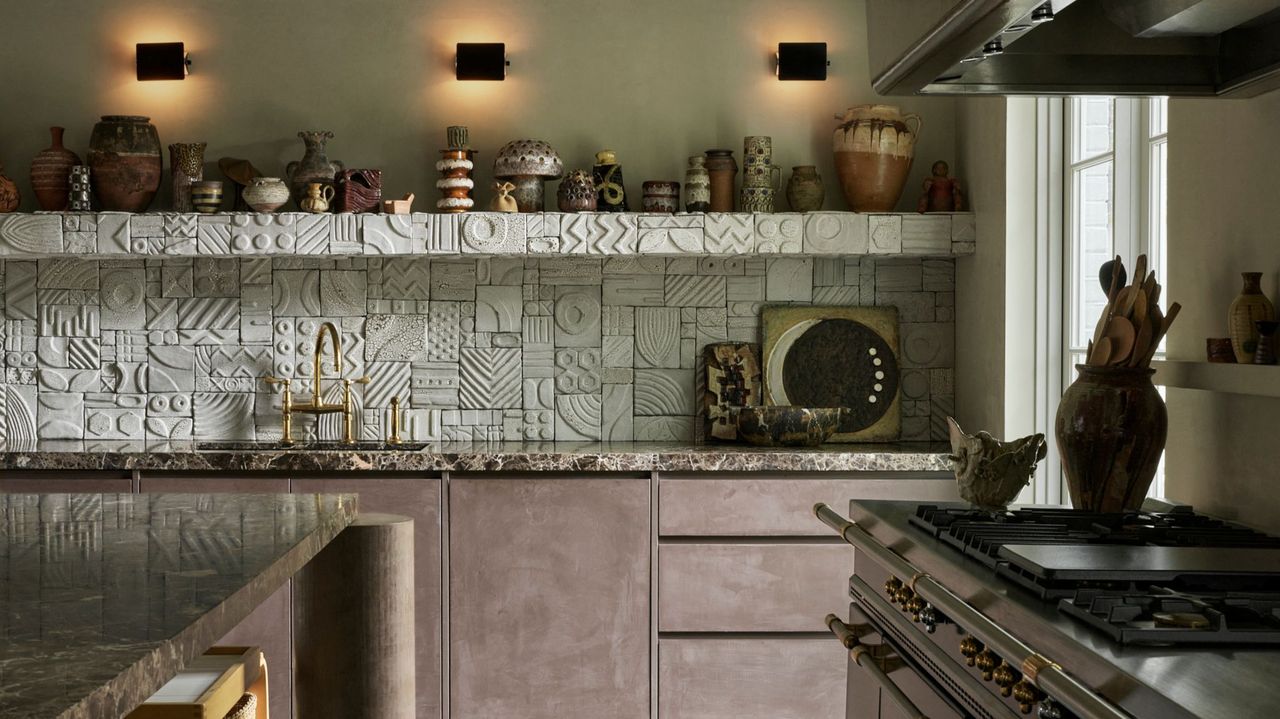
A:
[
  {"left": 455, "top": 43, "right": 508, "bottom": 81},
  {"left": 776, "top": 42, "right": 829, "bottom": 81},
  {"left": 136, "top": 42, "right": 189, "bottom": 81}
]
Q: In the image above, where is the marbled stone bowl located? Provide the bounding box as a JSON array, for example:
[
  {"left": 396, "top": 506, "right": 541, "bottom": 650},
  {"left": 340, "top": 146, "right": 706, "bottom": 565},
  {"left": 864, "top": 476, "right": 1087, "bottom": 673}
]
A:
[{"left": 735, "top": 407, "right": 844, "bottom": 447}]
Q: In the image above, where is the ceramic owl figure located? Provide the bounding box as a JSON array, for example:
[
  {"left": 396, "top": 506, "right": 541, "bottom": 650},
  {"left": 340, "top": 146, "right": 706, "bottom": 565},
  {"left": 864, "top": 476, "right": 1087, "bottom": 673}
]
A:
[{"left": 947, "top": 417, "right": 1047, "bottom": 512}]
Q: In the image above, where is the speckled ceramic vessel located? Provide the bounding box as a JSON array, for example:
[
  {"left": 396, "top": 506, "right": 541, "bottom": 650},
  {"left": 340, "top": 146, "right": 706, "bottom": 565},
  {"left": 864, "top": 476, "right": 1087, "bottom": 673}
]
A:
[{"left": 736, "top": 407, "right": 843, "bottom": 447}]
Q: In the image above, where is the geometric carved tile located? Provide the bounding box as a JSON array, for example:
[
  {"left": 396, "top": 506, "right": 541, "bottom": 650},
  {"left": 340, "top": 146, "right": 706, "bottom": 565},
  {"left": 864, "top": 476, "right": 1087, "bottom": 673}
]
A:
[
  {"left": 193, "top": 258, "right": 240, "bottom": 297},
  {"left": 553, "top": 348, "right": 601, "bottom": 394},
  {"left": 601, "top": 383, "right": 633, "bottom": 441},
  {"left": 553, "top": 286, "right": 601, "bottom": 348},
  {"left": 704, "top": 213, "right": 754, "bottom": 254},
  {"left": 459, "top": 347, "right": 520, "bottom": 409},
  {"left": 634, "top": 368, "right": 695, "bottom": 416},
  {"left": 193, "top": 392, "right": 255, "bottom": 440},
  {"left": 100, "top": 267, "right": 147, "bottom": 330},
  {"left": 272, "top": 269, "right": 321, "bottom": 316},
  {"left": 554, "top": 393, "right": 601, "bottom": 441},
  {"left": 320, "top": 270, "right": 367, "bottom": 317},
  {"left": 755, "top": 214, "right": 803, "bottom": 253},
  {"left": 475, "top": 286, "right": 521, "bottom": 333},
  {"left": 230, "top": 214, "right": 297, "bottom": 254},
  {"left": 365, "top": 361, "right": 411, "bottom": 408},
  {"left": 364, "top": 314, "right": 427, "bottom": 362}
]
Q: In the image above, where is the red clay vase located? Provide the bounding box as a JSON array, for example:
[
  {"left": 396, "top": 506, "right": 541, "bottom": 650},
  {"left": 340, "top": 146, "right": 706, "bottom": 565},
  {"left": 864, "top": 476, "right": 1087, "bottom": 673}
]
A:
[
  {"left": 88, "top": 115, "right": 162, "bottom": 212},
  {"left": 30, "top": 126, "right": 81, "bottom": 211},
  {"left": 1055, "top": 365, "right": 1167, "bottom": 512}
]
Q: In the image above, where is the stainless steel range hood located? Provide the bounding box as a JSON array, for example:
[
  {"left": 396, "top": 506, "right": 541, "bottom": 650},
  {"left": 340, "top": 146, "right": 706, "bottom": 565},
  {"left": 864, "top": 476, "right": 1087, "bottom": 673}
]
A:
[{"left": 868, "top": 0, "right": 1280, "bottom": 96}]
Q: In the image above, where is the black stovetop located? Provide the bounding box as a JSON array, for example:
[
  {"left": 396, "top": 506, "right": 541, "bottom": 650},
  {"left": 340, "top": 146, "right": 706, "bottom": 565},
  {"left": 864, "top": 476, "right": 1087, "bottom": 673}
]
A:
[{"left": 909, "top": 503, "right": 1280, "bottom": 645}]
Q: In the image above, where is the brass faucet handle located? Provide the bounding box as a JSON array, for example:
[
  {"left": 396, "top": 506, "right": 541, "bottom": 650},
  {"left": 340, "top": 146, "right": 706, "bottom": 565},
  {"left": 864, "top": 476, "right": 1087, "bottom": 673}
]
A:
[
  {"left": 387, "top": 395, "right": 403, "bottom": 445},
  {"left": 263, "top": 375, "right": 292, "bottom": 388},
  {"left": 351, "top": 375, "right": 371, "bottom": 385}
]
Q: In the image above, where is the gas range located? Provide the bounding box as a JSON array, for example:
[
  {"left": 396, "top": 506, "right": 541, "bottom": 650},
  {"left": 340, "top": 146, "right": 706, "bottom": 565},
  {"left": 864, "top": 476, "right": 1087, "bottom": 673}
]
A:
[{"left": 910, "top": 503, "right": 1280, "bottom": 645}]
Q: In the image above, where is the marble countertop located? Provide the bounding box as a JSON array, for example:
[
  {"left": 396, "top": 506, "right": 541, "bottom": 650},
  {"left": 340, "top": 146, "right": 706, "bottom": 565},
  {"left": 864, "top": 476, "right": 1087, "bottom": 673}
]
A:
[
  {"left": 0, "top": 492, "right": 356, "bottom": 719},
  {"left": 0, "top": 440, "right": 953, "bottom": 473}
]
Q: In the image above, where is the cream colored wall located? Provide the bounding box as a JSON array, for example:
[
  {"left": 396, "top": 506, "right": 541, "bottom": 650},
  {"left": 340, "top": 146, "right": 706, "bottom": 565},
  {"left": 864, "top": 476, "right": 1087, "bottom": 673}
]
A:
[
  {"left": 1165, "top": 92, "right": 1280, "bottom": 530},
  {"left": 0, "top": 0, "right": 956, "bottom": 213}
]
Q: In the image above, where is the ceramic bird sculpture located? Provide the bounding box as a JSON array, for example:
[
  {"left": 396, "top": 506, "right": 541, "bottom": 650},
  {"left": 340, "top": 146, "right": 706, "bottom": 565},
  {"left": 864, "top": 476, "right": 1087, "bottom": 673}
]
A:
[{"left": 947, "top": 417, "right": 1047, "bottom": 512}]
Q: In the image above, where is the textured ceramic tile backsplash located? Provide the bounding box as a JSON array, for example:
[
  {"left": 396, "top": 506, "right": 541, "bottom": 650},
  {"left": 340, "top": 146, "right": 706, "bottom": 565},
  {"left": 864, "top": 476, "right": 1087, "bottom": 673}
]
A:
[{"left": 0, "top": 255, "right": 955, "bottom": 443}]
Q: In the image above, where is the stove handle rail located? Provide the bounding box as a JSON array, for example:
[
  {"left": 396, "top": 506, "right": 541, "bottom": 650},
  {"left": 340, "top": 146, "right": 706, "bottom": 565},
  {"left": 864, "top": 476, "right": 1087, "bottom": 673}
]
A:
[
  {"left": 825, "top": 613, "right": 930, "bottom": 719},
  {"left": 814, "top": 503, "right": 1133, "bottom": 719}
]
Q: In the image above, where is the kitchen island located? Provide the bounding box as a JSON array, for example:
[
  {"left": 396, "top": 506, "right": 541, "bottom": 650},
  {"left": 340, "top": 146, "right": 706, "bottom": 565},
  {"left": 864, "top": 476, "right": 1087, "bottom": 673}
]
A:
[{"left": 0, "top": 492, "right": 356, "bottom": 719}]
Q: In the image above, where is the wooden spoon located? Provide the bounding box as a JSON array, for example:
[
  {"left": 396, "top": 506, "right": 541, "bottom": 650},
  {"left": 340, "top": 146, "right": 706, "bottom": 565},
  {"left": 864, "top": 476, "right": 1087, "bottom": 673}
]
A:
[
  {"left": 1090, "top": 337, "right": 1114, "bottom": 367},
  {"left": 1130, "top": 318, "right": 1153, "bottom": 367},
  {"left": 1132, "top": 288, "right": 1149, "bottom": 326},
  {"left": 1104, "top": 316, "right": 1137, "bottom": 365},
  {"left": 1132, "top": 255, "right": 1147, "bottom": 293}
]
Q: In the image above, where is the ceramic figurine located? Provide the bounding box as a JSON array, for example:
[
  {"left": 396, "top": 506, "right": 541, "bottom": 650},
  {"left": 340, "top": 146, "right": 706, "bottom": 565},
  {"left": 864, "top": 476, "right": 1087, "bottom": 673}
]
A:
[
  {"left": 68, "top": 165, "right": 92, "bottom": 211},
  {"left": 242, "top": 177, "right": 291, "bottom": 212},
  {"left": 947, "top": 417, "right": 1047, "bottom": 512},
  {"left": 168, "top": 142, "right": 206, "bottom": 213},
  {"left": 684, "top": 156, "right": 710, "bottom": 212},
  {"left": 190, "top": 180, "right": 223, "bottom": 213},
  {"left": 218, "top": 157, "right": 262, "bottom": 211},
  {"left": 493, "top": 139, "right": 563, "bottom": 212},
  {"left": 557, "top": 169, "right": 597, "bottom": 212},
  {"left": 383, "top": 192, "right": 415, "bottom": 214},
  {"left": 436, "top": 125, "right": 476, "bottom": 213},
  {"left": 489, "top": 182, "right": 518, "bottom": 212},
  {"left": 88, "top": 115, "right": 162, "bottom": 212},
  {"left": 1229, "top": 272, "right": 1275, "bottom": 363},
  {"left": 299, "top": 182, "right": 334, "bottom": 213},
  {"left": 286, "top": 130, "right": 344, "bottom": 210},
  {"left": 917, "top": 160, "right": 964, "bottom": 213},
  {"left": 785, "top": 165, "right": 824, "bottom": 212},
  {"left": 592, "top": 149, "right": 629, "bottom": 212},
  {"left": 0, "top": 164, "right": 19, "bottom": 212},
  {"left": 30, "top": 126, "right": 81, "bottom": 211},
  {"left": 704, "top": 149, "right": 737, "bottom": 212},
  {"left": 834, "top": 104, "right": 921, "bottom": 211},
  {"left": 641, "top": 181, "right": 680, "bottom": 213},
  {"left": 336, "top": 169, "right": 383, "bottom": 213}
]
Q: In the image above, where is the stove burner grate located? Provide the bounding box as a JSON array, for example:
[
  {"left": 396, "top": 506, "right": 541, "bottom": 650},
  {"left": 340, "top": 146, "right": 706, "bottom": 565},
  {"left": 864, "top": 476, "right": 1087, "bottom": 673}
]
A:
[{"left": 1058, "top": 587, "right": 1280, "bottom": 645}]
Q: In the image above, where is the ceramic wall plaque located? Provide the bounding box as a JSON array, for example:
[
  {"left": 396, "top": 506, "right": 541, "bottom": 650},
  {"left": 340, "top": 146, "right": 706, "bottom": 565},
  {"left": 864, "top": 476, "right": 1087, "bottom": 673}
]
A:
[
  {"left": 761, "top": 305, "right": 901, "bottom": 442},
  {"left": 701, "top": 343, "right": 762, "bottom": 442}
]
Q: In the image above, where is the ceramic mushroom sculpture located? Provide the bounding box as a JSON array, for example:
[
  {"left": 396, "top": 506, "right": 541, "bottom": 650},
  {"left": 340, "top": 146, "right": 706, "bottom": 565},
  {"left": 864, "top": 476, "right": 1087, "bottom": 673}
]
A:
[
  {"left": 493, "top": 139, "right": 563, "bottom": 212},
  {"left": 947, "top": 417, "right": 1047, "bottom": 512}
]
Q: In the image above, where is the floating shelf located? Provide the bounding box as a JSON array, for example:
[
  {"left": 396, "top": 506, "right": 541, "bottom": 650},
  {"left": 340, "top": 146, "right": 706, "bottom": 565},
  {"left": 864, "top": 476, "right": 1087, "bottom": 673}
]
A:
[
  {"left": 1152, "top": 360, "right": 1280, "bottom": 399},
  {"left": 0, "top": 210, "right": 976, "bottom": 260}
]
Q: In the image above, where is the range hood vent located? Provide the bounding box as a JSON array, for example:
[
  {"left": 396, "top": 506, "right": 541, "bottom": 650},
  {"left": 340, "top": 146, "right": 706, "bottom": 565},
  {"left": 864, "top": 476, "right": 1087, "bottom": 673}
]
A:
[{"left": 868, "top": 0, "right": 1280, "bottom": 96}]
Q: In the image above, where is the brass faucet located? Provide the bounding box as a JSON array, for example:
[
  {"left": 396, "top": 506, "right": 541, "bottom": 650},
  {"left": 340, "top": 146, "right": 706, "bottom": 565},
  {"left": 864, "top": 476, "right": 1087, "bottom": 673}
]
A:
[{"left": 263, "top": 321, "right": 369, "bottom": 444}]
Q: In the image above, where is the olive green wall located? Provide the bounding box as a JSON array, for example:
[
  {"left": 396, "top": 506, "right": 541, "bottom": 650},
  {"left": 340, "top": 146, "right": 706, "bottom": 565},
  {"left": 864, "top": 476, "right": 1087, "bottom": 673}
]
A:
[
  {"left": 1165, "top": 93, "right": 1280, "bottom": 531},
  {"left": 0, "top": 0, "right": 957, "bottom": 213}
]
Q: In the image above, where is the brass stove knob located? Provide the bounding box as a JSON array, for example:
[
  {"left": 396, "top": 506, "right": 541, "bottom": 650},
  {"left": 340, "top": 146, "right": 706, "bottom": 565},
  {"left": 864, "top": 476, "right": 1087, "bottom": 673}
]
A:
[
  {"left": 884, "top": 576, "right": 903, "bottom": 597},
  {"left": 893, "top": 585, "right": 915, "bottom": 606},
  {"left": 993, "top": 663, "right": 1021, "bottom": 697},
  {"left": 975, "top": 649, "right": 1001, "bottom": 681},
  {"left": 1013, "top": 680, "right": 1046, "bottom": 714},
  {"left": 905, "top": 595, "right": 927, "bottom": 621},
  {"left": 959, "top": 635, "right": 984, "bottom": 666}
]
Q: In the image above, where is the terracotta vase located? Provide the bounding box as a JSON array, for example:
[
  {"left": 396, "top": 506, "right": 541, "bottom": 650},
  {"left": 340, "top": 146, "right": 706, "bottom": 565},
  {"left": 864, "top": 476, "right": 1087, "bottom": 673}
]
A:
[
  {"left": 684, "top": 156, "right": 710, "bottom": 212},
  {"left": 833, "top": 104, "right": 921, "bottom": 211},
  {"left": 786, "top": 165, "right": 825, "bottom": 212},
  {"left": 242, "top": 177, "right": 291, "bottom": 212},
  {"left": 286, "top": 131, "right": 344, "bottom": 210},
  {"left": 30, "top": 127, "right": 81, "bottom": 211},
  {"left": 705, "top": 149, "right": 737, "bottom": 212},
  {"left": 87, "top": 115, "right": 163, "bottom": 212},
  {"left": 0, "top": 164, "right": 19, "bottom": 213},
  {"left": 557, "top": 169, "right": 597, "bottom": 212},
  {"left": 168, "top": 142, "right": 206, "bottom": 213},
  {"left": 1229, "top": 272, "right": 1275, "bottom": 363},
  {"left": 641, "top": 181, "right": 680, "bottom": 213},
  {"left": 1055, "top": 365, "right": 1167, "bottom": 513}
]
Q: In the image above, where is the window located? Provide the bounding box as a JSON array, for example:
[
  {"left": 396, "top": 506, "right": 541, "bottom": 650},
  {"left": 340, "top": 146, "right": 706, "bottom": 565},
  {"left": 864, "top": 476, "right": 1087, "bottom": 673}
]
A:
[{"left": 1061, "top": 96, "right": 1169, "bottom": 498}]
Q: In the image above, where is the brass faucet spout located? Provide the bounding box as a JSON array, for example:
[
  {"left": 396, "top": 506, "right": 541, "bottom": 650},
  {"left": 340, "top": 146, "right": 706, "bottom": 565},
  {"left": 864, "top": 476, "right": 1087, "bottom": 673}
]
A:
[{"left": 312, "top": 321, "right": 343, "bottom": 408}]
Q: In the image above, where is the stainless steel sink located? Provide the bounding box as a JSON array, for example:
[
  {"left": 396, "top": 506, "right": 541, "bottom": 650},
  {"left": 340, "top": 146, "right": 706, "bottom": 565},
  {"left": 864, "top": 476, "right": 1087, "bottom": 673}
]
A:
[{"left": 196, "top": 441, "right": 431, "bottom": 452}]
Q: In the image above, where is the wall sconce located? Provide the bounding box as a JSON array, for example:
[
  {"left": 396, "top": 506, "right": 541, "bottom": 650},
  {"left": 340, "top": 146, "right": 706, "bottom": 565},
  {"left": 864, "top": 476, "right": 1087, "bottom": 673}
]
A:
[
  {"left": 455, "top": 43, "right": 508, "bottom": 81},
  {"left": 136, "top": 42, "right": 190, "bottom": 81},
  {"left": 775, "top": 42, "right": 829, "bottom": 81}
]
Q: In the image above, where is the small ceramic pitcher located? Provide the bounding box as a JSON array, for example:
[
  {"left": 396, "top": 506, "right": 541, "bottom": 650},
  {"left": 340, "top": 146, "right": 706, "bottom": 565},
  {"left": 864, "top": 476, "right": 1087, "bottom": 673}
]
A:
[{"left": 300, "top": 182, "right": 335, "bottom": 213}]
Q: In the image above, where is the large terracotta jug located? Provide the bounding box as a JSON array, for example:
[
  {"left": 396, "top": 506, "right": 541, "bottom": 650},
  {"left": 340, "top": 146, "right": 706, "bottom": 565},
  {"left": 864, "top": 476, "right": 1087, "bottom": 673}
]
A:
[
  {"left": 832, "top": 105, "right": 921, "bottom": 212},
  {"left": 88, "top": 115, "right": 162, "bottom": 212}
]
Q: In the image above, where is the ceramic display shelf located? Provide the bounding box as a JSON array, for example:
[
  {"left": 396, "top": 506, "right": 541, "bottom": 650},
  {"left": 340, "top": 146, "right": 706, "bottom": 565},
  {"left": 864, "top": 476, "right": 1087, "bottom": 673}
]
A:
[
  {"left": 1152, "top": 360, "right": 1280, "bottom": 399},
  {"left": 0, "top": 210, "right": 976, "bottom": 259}
]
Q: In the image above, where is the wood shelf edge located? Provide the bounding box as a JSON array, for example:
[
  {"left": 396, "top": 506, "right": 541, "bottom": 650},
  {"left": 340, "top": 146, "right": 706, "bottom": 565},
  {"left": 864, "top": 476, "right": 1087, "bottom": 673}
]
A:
[{"left": 1152, "top": 360, "right": 1280, "bottom": 399}]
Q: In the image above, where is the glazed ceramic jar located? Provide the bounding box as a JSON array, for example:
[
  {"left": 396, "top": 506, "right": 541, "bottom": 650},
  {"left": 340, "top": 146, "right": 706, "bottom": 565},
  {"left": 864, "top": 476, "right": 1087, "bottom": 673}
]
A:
[
  {"left": 30, "top": 127, "right": 81, "bottom": 211},
  {"left": 705, "top": 149, "right": 737, "bottom": 212},
  {"left": 88, "top": 115, "right": 162, "bottom": 212},
  {"left": 592, "top": 149, "right": 629, "bottom": 212},
  {"left": 286, "top": 130, "right": 344, "bottom": 210},
  {"left": 684, "top": 156, "right": 710, "bottom": 212},
  {"left": 299, "top": 182, "right": 334, "bottom": 213},
  {"left": 558, "top": 169, "right": 598, "bottom": 212},
  {"left": 190, "top": 180, "right": 223, "bottom": 213},
  {"left": 242, "top": 177, "right": 291, "bottom": 212},
  {"left": 785, "top": 165, "right": 824, "bottom": 212},
  {"left": 168, "top": 142, "right": 206, "bottom": 213},
  {"left": 641, "top": 181, "right": 680, "bottom": 213},
  {"left": 1229, "top": 272, "right": 1276, "bottom": 363},
  {"left": 833, "top": 104, "right": 921, "bottom": 211}
]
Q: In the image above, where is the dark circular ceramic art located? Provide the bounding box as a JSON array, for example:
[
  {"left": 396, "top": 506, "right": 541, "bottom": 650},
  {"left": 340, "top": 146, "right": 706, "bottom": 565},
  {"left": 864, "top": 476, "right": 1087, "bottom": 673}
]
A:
[{"left": 778, "top": 318, "right": 898, "bottom": 433}]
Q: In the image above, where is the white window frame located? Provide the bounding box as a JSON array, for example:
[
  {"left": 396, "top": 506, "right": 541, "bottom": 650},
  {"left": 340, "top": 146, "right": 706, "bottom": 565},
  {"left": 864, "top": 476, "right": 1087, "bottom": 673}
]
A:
[{"left": 1035, "top": 96, "right": 1168, "bottom": 504}]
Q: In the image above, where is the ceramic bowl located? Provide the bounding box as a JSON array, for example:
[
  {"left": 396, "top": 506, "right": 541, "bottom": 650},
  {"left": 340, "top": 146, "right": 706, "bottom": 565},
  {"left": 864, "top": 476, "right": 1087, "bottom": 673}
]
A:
[{"left": 735, "top": 406, "right": 843, "bottom": 447}]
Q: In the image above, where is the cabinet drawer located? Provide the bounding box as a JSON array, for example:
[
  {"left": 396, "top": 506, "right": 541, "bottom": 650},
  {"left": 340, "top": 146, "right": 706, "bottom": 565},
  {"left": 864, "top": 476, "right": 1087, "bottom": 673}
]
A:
[
  {"left": 659, "top": 475, "right": 957, "bottom": 536},
  {"left": 659, "top": 638, "right": 844, "bottom": 719},
  {"left": 659, "top": 543, "right": 849, "bottom": 632}
]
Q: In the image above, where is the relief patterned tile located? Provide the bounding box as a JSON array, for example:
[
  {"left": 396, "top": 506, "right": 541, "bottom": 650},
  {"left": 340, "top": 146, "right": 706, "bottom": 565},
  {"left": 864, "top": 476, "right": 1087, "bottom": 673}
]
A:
[
  {"left": 458, "top": 347, "right": 521, "bottom": 409},
  {"left": 704, "top": 214, "right": 754, "bottom": 254}
]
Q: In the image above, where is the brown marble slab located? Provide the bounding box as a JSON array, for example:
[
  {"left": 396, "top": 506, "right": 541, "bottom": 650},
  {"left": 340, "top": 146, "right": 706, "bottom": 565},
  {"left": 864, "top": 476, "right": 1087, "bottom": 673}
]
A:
[
  {"left": 0, "top": 492, "right": 356, "bottom": 719},
  {"left": 0, "top": 441, "right": 952, "bottom": 474}
]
